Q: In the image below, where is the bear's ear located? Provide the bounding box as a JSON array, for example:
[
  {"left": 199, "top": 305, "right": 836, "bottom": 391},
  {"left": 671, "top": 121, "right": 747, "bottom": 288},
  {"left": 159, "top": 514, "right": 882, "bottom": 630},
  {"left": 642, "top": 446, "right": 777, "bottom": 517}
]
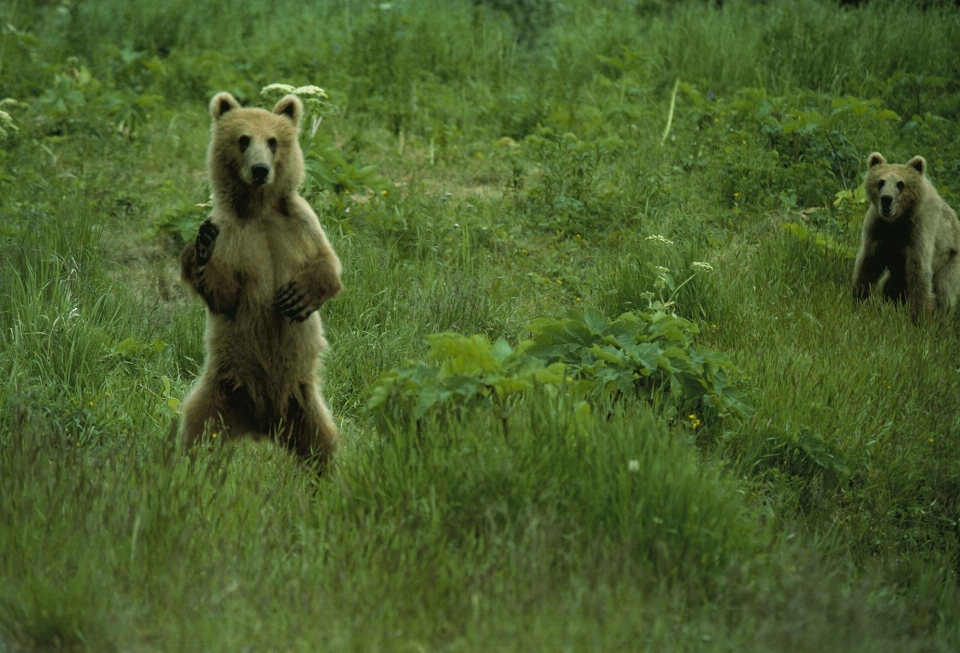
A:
[
  {"left": 867, "top": 152, "right": 886, "bottom": 168},
  {"left": 907, "top": 155, "right": 926, "bottom": 176},
  {"left": 210, "top": 92, "right": 240, "bottom": 120},
  {"left": 273, "top": 94, "right": 303, "bottom": 128}
]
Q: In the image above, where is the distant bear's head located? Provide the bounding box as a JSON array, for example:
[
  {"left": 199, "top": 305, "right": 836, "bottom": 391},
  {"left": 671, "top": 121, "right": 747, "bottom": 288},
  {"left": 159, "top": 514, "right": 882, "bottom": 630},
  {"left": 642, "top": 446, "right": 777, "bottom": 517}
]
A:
[
  {"left": 207, "top": 92, "right": 305, "bottom": 200},
  {"left": 864, "top": 152, "right": 925, "bottom": 222}
]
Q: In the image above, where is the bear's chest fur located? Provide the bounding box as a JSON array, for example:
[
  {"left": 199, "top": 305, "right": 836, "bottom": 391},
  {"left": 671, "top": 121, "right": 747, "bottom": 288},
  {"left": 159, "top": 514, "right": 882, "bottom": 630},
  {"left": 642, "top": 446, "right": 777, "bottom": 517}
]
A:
[
  {"left": 870, "top": 210, "right": 915, "bottom": 266},
  {"left": 212, "top": 206, "right": 318, "bottom": 306}
]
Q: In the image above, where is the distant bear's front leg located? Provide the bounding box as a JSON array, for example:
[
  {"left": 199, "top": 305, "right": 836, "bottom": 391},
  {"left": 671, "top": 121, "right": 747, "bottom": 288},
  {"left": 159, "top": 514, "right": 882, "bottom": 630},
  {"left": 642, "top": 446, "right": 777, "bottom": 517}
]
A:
[
  {"left": 273, "top": 259, "right": 343, "bottom": 322},
  {"left": 181, "top": 219, "right": 243, "bottom": 317},
  {"left": 905, "top": 254, "right": 935, "bottom": 320},
  {"left": 852, "top": 244, "right": 885, "bottom": 301}
]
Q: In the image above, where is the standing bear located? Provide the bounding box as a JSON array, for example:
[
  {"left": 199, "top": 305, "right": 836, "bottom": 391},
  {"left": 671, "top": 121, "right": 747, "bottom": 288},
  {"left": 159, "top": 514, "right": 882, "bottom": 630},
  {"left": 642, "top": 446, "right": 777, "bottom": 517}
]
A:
[
  {"left": 179, "top": 91, "right": 343, "bottom": 467},
  {"left": 852, "top": 151, "right": 960, "bottom": 320}
]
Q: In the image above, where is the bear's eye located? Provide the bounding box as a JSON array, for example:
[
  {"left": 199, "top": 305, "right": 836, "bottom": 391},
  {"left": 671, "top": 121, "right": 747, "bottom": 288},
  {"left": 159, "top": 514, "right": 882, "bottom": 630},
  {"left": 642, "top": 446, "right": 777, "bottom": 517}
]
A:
[
  {"left": 239, "top": 135, "right": 251, "bottom": 151},
  {"left": 877, "top": 179, "right": 885, "bottom": 190},
  {"left": 268, "top": 137, "right": 278, "bottom": 153},
  {"left": 897, "top": 181, "right": 905, "bottom": 190}
]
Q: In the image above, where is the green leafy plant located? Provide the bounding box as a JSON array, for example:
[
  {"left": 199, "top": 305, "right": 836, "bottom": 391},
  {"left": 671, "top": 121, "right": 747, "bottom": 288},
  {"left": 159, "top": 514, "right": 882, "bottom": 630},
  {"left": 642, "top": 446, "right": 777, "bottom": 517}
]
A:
[
  {"left": 35, "top": 70, "right": 90, "bottom": 129},
  {"left": 151, "top": 197, "right": 211, "bottom": 244},
  {"left": 366, "top": 304, "right": 751, "bottom": 431},
  {"left": 764, "top": 422, "right": 853, "bottom": 489},
  {"left": 781, "top": 184, "right": 867, "bottom": 259},
  {"left": 301, "top": 140, "right": 392, "bottom": 204},
  {"left": 364, "top": 332, "right": 566, "bottom": 430},
  {"left": 524, "top": 306, "right": 752, "bottom": 423},
  {"left": 521, "top": 128, "right": 610, "bottom": 233}
]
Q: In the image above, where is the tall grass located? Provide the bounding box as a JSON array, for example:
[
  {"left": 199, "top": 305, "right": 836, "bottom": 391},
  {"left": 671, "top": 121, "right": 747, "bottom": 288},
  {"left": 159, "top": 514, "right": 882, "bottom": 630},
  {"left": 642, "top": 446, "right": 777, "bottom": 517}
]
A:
[{"left": 2, "top": 0, "right": 960, "bottom": 650}]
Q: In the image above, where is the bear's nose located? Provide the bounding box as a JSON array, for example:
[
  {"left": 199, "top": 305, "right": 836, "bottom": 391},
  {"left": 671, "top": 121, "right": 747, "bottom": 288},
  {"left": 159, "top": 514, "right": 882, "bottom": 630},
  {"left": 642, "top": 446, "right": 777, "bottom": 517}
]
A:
[{"left": 251, "top": 164, "right": 270, "bottom": 184}]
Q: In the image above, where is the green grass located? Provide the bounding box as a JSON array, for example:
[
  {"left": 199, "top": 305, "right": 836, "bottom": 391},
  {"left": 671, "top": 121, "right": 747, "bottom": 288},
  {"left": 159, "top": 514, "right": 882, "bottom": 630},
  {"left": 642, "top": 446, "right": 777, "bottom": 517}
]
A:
[{"left": 2, "top": 0, "right": 960, "bottom": 650}]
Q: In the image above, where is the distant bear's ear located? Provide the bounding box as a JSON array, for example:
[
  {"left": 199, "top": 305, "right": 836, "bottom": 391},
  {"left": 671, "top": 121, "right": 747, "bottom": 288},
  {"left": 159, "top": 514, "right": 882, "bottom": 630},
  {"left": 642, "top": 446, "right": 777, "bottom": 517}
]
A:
[
  {"left": 907, "top": 155, "right": 926, "bottom": 176},
  {"left": 273, "top": 94, "right": 303, "bottom": 128},
  {"left": 210, "top": 92, "right": 240, "bottom": 120},
  {"left": 867, "top": 152, "right": 886, "bottom": 168}
]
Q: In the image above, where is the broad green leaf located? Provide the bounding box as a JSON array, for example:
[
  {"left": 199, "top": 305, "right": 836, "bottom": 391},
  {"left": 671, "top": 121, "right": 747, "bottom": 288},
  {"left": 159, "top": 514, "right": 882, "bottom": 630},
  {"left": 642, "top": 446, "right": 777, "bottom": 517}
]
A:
[{"left": 583, "top": 306, "right": 609, "bottom": 334}]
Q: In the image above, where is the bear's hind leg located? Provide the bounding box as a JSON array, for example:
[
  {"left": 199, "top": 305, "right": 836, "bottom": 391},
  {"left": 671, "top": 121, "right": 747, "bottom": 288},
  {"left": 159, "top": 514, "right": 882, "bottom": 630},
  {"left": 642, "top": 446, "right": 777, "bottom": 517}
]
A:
[
  {"left": 180, "top": 380, "right": 223, "bottom": 453},
  {"left": 279, "top": 383, "right": 341, "bottom": 468},
  {"left": 934, "top": 249, "right": 960, "bottom": 314},
  {"left": 180, "top": 378, "right": 260, "bottom": 452}
]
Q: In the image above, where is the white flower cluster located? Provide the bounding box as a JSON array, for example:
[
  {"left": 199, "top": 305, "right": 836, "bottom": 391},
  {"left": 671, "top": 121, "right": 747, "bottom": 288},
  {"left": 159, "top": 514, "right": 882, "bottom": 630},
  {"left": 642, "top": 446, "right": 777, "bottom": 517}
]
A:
[
  {"left": 260, "top": 83, "right": 333, "bottom": 139},
  {"left": 292, "top": 85, "right": 327, "bottom": 99},
  {"left": 645, "top": 234, "right": 674, "bottom": 245},
  {"left": 0, "top": 99, "right": 18, "bottom": 139},
  {"left": 260, "top": 83, "right": 296, "bottom": 95},
  {"left": 691, "top": 261, "right": 714, "bottom": 272},
  {"left": 260, "top": 84, "right": 328, "bottom": 99}
]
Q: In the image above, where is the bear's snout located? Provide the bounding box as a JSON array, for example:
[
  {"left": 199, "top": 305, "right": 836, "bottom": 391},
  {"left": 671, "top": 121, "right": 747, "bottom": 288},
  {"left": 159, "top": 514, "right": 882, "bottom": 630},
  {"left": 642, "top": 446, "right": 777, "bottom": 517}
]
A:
[
  {"left": 251, "top": 164, "right": 271, "bottom": 185},
  {"left": 879, "top": 194, "right": 895, "bottom": 217}
]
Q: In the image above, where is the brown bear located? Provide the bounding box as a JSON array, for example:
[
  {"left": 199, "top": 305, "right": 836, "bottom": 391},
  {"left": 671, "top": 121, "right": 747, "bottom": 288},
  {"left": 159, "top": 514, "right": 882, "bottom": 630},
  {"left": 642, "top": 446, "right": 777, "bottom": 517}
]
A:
[
  {"left": 852, "top": 152, "right": 960, "bottom": 320},
  {"left": 179, "top": 91, "right": 343, "bottom": 467}
]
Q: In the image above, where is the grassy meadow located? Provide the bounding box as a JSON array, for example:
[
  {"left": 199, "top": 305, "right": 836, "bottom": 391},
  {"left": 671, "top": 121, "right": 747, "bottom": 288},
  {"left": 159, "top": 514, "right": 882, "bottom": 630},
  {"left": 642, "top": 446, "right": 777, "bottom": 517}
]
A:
[{"left": 2, "top": 0, "right": 960, "bottom": 650}]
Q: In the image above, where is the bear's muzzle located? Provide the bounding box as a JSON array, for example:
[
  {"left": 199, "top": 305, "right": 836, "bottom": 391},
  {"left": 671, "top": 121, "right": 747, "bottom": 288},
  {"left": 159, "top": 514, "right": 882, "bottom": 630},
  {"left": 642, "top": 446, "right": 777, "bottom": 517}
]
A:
[{"left": 252, "top": 164, "right": 270, "bottom": 186}]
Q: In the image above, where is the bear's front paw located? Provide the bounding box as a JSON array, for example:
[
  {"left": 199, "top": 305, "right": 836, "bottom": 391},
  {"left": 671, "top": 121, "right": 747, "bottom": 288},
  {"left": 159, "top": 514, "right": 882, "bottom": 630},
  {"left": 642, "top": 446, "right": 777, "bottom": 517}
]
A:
[
  {"left": 196, "top": 219, "right": 220, "bottom": 266},
  {"left": 273, "top": 280, "right": 320, "bottom": 322}
]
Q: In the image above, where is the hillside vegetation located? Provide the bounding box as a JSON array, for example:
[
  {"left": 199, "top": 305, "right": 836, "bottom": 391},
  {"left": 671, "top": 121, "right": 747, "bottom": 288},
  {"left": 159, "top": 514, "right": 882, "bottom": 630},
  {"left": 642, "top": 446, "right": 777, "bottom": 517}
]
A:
[{"left": 1, "top": 0, "right": 959, "bottom": 650}]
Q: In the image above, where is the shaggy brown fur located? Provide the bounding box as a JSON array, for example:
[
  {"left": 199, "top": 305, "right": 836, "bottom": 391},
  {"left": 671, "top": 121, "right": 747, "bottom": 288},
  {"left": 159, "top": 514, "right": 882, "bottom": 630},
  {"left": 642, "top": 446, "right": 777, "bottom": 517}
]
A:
[
  {"left": 852, "top": 152, "right": 960, "bottom": 320},
  {"left": 179, "top": 91, "right": 343, "bottom": 466}
]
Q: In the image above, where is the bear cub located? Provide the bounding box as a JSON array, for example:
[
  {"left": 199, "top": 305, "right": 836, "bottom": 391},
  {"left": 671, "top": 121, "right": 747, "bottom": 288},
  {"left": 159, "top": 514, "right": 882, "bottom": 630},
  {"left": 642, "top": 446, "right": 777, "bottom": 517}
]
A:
[
  {"left": 179, "top": 91, "right": 343, "bottom": 466},
  {"left": 852, "top": 151, "right": 960, "bottom": 320}
]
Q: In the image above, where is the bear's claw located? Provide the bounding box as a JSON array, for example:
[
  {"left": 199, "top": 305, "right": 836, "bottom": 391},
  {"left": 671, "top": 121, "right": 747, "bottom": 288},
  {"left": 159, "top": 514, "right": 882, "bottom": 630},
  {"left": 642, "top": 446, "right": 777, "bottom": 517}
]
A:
[
  {"left": 273, "top": 282, "right": 317, "bottom": 322},
  {"left": 196, "top": 219, "right": 220, "bottom": 266}
]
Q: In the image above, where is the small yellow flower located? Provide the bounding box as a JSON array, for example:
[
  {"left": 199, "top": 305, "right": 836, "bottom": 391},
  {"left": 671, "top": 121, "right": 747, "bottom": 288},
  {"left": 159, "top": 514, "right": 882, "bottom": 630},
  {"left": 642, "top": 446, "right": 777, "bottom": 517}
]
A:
[
  {"left": 575, "top": 297, "right": 582, "bottom": 302},
  {"left": 212, "top": 432, "right": 218, "bottom": 439},
  {"left": 688, "top": 413, "right": 701, "bottom": 429},
  {"left": 734, "top": 192, "right": 741, "bottom": 198},
  {"left": 928, "top": 437, "right": 934, "bottom": 443}
]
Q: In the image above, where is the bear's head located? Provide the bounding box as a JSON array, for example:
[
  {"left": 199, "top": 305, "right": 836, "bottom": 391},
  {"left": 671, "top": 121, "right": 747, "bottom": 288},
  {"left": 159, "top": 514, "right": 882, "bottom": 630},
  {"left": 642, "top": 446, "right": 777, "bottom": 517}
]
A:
[
  {"left": 207, "top": 92, "right": 305, "bottom": 202},
  {"left": 864, "top": 152, "right": 925, "bottom": 222}
]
